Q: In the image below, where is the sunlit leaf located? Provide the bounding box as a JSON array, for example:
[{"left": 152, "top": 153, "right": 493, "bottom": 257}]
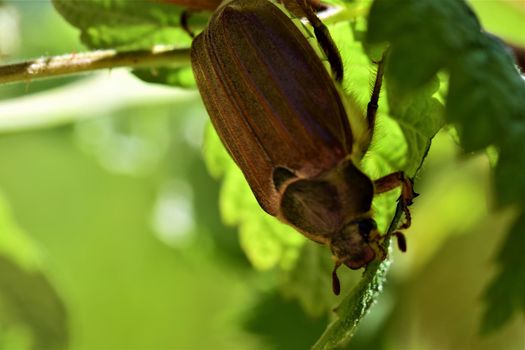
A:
[
  {"left": 132, "top": 66, "right": 196, "bottom": 88},
  {"left": 52, "top": 0, "right": 190, "bottom": 49},
  {"left": 367, "top": 0, "right": 525, "bottom": 333},
  {"left": 203, "top": 123, "right": 305, "bottom": 272},
  {"left": 51, "top": 0, "right": 201, "bottom": 87}
]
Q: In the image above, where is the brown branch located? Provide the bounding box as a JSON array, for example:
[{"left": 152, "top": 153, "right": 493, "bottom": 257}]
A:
[{"left": 0, "top": 46, "right": 191, "bottom": 85}]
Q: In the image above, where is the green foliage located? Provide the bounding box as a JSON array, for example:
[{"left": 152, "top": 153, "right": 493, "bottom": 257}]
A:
[
  {"left": 132, "top": 66, "right": 196, "bottom": 88},
  {"left": 203, "top": 123, "right": 306, "bottom": 272},
  {"left": 312, "top": 252, "right": 390, "bottom": 350},
  {"left": 482, "top": 211, "right": 525, "bottom": 333},
  {"left": 52, "top": 0, "right": 188, "bottom": 49},
  {"left": 367, "top": 0, "right": 525, "bottom": 333},
  {"left": 51, "top": 0, "right": 202, "bottom": 86},
  {"left": 0, "top": 195, "right": 68, "bottom": 350},
  {"left": 279, "top": 244, "right": 337, "bottom": 317},
  {"left": 241, "top": 291, "right": 329, "bottom": 350}
]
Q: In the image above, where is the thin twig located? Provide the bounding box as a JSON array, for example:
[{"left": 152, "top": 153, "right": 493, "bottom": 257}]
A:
[{"left": 0, "top": 46, "right": 191, "bottom": 85}]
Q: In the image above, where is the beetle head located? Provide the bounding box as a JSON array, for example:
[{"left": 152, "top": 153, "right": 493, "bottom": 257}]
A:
[
  {"left": 330, "top": 218, "right": 382, "bottom": 269},
  {"left": 329, "top": 218, "right": 386, "bottom": 295}
]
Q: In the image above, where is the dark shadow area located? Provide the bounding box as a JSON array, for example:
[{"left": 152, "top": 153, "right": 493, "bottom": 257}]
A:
[{"left": 243, "top": 291, "right": 328, "bottom": 350}]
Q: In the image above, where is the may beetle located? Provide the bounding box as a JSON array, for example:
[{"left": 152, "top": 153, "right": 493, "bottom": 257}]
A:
[{"left": 191, "top": 0, "right": 415, "bottom": 294}]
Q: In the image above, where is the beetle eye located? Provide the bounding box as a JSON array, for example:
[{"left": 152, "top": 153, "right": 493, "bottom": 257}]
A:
[{"left": 357, "top": 218, "right": 377, "bottom": 239}]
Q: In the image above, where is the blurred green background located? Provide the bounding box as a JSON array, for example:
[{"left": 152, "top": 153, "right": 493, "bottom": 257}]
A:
[{"left": 0, "top": 0, "right": 524, "bottom": 349}]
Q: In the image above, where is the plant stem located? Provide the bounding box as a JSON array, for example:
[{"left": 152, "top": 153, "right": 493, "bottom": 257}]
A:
[{"left": 0, "top": 46, "right": 191, "bottom": 85}]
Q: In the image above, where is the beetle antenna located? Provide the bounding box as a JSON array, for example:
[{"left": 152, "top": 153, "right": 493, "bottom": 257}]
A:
[{"left": 332, "top": 261, "right": 342, "bottom": 295}]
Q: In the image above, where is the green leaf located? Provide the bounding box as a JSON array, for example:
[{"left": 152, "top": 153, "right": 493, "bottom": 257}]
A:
[
  {"left": 482, "top": 211, "right": 525, "bottom": 333},
  {"left": 0, "top": 256, "right": 69, "bottom": 350},
  {"left": 366, "top": 0, "right": 525, "bottom": 332},
  {"left": 203, "top": 123, "right": 305, "bottom": 272},
  {"left": 384, "top": 76, "right": 444, "bottom": 175},
  {"left": 0, "top": 194, "right": 68, "bottom": 350},
  {"left": 52, "top": 0, "right": 204, "bottom": 87},
  {"left": 132, "top": 66, "right": 196, "bottom": 88},
  {"left": 367, "top": 0, "right": 481, "bottom": 95},
  {"left": 52, "top": 0, "right": 190, "bottom": 49},
  {"left": 312, "top": 247, "right": 391, "bottom": 350},
  {"left": 447, "top": 36, "right": 525, "bottom": 155},
  {"left": 495, "top": 138, "right": 525, "bottom": 208},
  {"left": 280, "top": 244, "right": 338, "bottom": 318}
]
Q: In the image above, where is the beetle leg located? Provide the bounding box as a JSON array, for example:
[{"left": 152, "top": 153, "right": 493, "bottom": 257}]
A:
[
  {"left": 353, "top": 58, "right": 385, "bottom": 156},
  {"left": 373, "top": 171, "right": 418, "bottom": 229},
  {"left": 368, "top": 229, "right": 388, "bottom": 260},
  {"left": 375, "top": 230, "right": 406, "bottom": 254},
  {"left": 366, "top": 58, "right": 385, "bottom": 131},
  {"left": 180, "top": 10, "right": 196, "bottom": 38},
  {"left": 292, "top": 0, "right": 344, "bottom": 82}
]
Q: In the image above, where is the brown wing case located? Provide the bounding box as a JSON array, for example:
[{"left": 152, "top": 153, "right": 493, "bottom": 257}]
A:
[{"left": 191, "top": 0, "right": 353, "bottom": 215}]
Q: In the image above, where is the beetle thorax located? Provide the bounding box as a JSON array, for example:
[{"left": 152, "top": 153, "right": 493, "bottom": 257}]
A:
[{"left": 277, "top": 159, "right": 376, "bottom": 244}]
